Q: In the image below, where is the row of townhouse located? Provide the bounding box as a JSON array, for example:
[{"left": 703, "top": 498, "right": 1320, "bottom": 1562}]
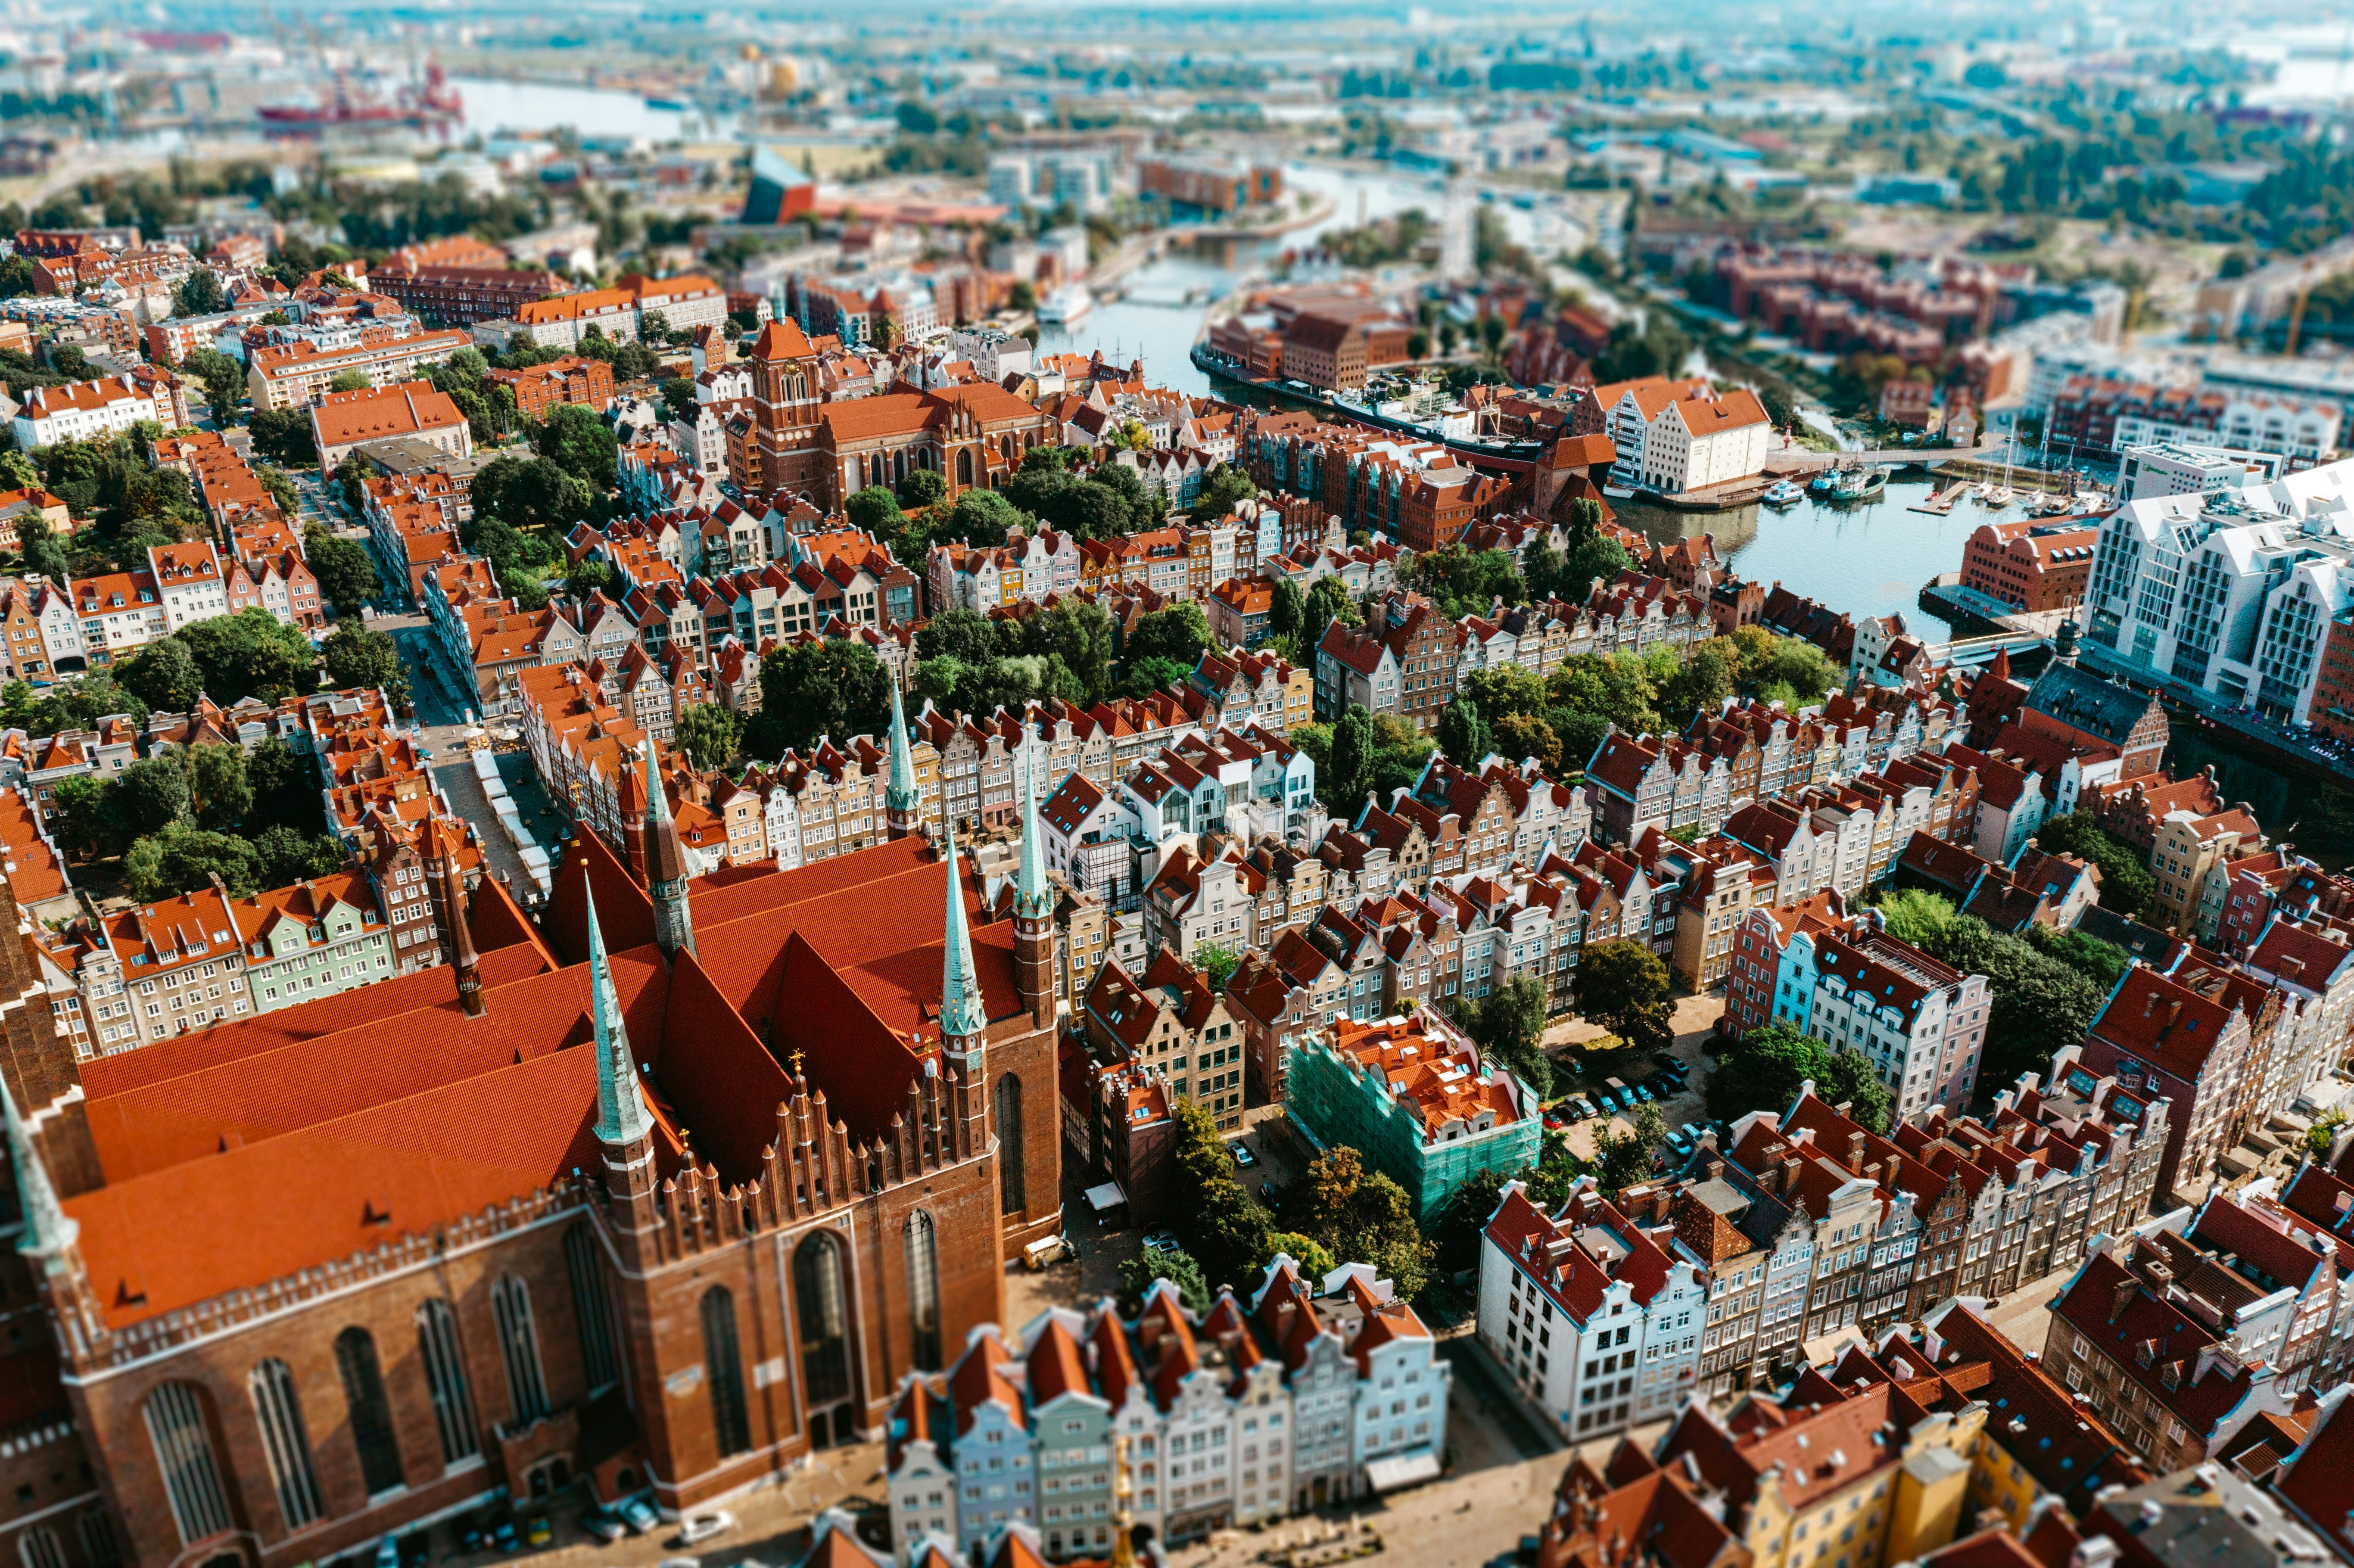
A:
[
  {"left": 2073, "top": 922, "right": 2354, "bottom": 1206},
  {"left": 1526, "top": 1290, "right": 2163, "bottom": 1568},
  {"left": 1586, "top": 686, "right": 1960, "bottom": 847},
  {"left": 886, "top": 1257, "right": 1448, "bottom": 1559},
  {"left": 1589, "top": 1076, "right": 2170, "bottom": 1408},
  {"left": 29, "top": 818, "right": 483, "bottom": 1058},
  {"left": 0, "top": 537, "right": 326, "bottom": 682}
]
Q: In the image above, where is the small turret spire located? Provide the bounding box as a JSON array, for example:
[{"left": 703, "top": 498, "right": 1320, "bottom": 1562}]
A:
[
  {"left": 2, "top": 1076, "right": 72, "bottom": 1258},
  {"left": 642, "top": 741, "right": 697, "bottom": 960},
  {"left": 586, "top": 875, "right": 654, "bottom": 1147},
  {"left": 939, "top": 821, "right": 988, "bottom": 1045}
]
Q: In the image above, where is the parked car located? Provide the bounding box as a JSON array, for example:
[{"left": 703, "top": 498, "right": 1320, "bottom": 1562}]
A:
[
  {"left": 618, "top": 1497, "right": 660, "bottom": 1536},
  {"left": 1632, "top": 1083, "right": 1655, "bottom": 1103},
  {"left": 1665, "top": 1131, "right": 1693, "bottom": 1158},
  {"left": 679, "top": 1511, "right": 736, "bottom": 1546},
  {"left": 491, "top": 1519, "right": 520, "bottom": 1554},
  {"left": 1142, "top": 1231, "right": 1179, "bottom": 1254},
  {"left": 582, "top": 1510, "right": 626, "bottom": 1544},
  {"left": 1231, "top": 1142, "right": 1258, "bottom": 1169},
  {"left": 1572, "top": 1097, "right": 1598, "bottom": 1120},
  {"left": 525, "top": 1516, "right": 551, "bottom": 1548},
  {"left": 373, "top": 1538, "right": 399, "bottom": 1568}
]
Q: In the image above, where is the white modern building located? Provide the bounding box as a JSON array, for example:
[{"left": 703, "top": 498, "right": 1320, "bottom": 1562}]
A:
[
  {"left": 2080, "top": 457, "right": 2354, "bottom": 724},
  {"left": 1478, "top": 1177, "right": 1705, "bottom": 1443},
  {"left": 2119, "top": 442, "right": 2285, "bottom": 500},
  {"left": 11, "top": 375, "right": 170, "bottom": 449}
]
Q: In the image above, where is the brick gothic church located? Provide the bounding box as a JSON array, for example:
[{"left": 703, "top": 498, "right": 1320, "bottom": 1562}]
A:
[{"left": 0, "top": 720, "right": 1062, "bottom": 1568}]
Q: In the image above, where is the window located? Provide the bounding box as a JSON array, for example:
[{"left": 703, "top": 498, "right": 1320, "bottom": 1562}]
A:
[
  {"left": 335, "top": 1328, "right": 405, "bottom": 1496},
  {"left": 906, "top": 1211, "right": 943, "bottom": 1370},
  {"left": 702, "top": 1286, "right": 753, "bottom": 1457},
  {"left": 75, "top": 1509, "right": 116, "bottom": 1568},
  {"left": 796, "top": 1231, "right": 855, "bottom": 1409},
  {"left": 145, "top": 1383, "right": 233, "bottom": 1545},
  {"left": 492, "top": 1274, "right": 550, "bottom": 1425},
  {"left": 997, "top": 1074, "right": 1026, "bottom": 1214},
  {"left": 16, "top": 1529, "right": 62, "bottom": 1568},
  {"left": 416, "top": 1298, "right": 480, "bottom": 1465},
  {"left": 565, "top": 1222, "right": 621, "bottom": 1393}
]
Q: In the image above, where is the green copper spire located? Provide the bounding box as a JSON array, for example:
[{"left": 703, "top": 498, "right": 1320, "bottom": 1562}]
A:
[
  {"left": 886, "top": 679, "right": 920, "bottom": 818},
  {"left": 1015, "top": 722, "right": 1052, "bottom": 920},
  {"left": 1, "top": 1076, "right": 72, "bottom": 1258},
  {"left": 939, "top": 820, "right": 989, "bottom": 1044},
  {"left": 586, "top": 874, "right": 654, "bottom": 1146}
]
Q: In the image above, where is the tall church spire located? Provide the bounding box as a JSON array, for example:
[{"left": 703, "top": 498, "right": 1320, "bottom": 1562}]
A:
[
  {"left": 643, "top": 742, "right": 697, "bottom": 960},
  {"left": 885, "top": 679, "right": 921, "bottom": 838},
  {"left": 2, "top": 1075, "right": 72, "bottom": 1258},
  {"left": 1015, "top": 722, "right": 1052, "bottom": 921},
  {"left": 939, "top": 821, "right": 988, "bottom": 1046},
  {"left": 587, "top": 879, "right": 654, "bottom": 1148}
]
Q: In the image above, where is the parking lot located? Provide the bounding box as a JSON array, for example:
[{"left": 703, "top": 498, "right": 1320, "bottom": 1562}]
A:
[{"left": 1542, "top": 994, "right": 1724, "bottom": 1164}]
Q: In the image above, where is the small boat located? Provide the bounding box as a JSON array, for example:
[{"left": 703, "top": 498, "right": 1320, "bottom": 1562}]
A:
[
  {"left": 1970, "top": 482, "right": 1992, "bottom": 501},
  {"left": 644, "top": 96, "right": 689, "bottom": 111},
  {"left": 1762, "top": 479, "right": 1805, "bottom": 507},
  {"left": 1602, "top": 482, "right": 1639, "bottom": 500},
  {"left": 1987, "top": 485, "right": 2013, "bottom": 506},
  {"left": 1808, "top": 471, "right": 1839, "bottom": 495},
  {"left": 1037, "top": 286, "right": 1093, "bottom": 327},
  {"left": 1828, "top": 467, "right": 1889, "bottom": 502}
]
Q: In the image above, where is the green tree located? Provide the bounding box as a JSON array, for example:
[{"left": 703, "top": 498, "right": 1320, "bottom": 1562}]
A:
[
  {"left": 1705, "top": 1021, "right": 1828, "bottom": 1123},
  {"left": 1436, "top": 694, "right": 1491, "bottom": 765},
  {"left": 1305, "top": 574, "right": 1358, "bottom": 638},
  {"left": 1874, "top": 888, "right": 1958, "bottom": 950},
  {"left": 531, "top": 403, "right": 620, "bottom": 494},
  {"left": 2032, "top": 813, "right": 2157, "bottom": 918},
  {"left": 1814, "top": 1049, "right": 1894, "bottom": 1136},
  {"left": 173, "top": 268, "right": 224, "bottom": 318},
  {"left": 122, "top": 821, "right": 264, "bottom": 902},
  {"left": 246, "top": 407, "right": 318, "bottom": 467},
  {"left": 1751, "top": 637, "right": 1842, "bottom": 703},
  {"left": 1559, "top": 533, "right": 1631, "bottom": 599},
  {"left": 472, "top": 452, "right": 595, "bottom": 537},
  {"left": 1021, "top": 598, "right": 1114, "bottom": 705},
  {"left": 897, "top": 467, "right": 947, "bottom": 513},
  {"left": 1324, "top": 706, "right": 1376, "bottom": 813},
  {"left": 1195, "top": 940, "right": 1241, "bottom": 992},
  {"left": 1574, "top": 939, "right": 1675, "bottom": 1054},
  {"left": 108, "top": 751, "right": 193, "bottom": 842},
  {"left": 940, "top": 485, "right": 1024, "bottom": 545},
  {"left": 320, "top": 625, "right": 410, "bottom": 709},
  {"left": 1124, "top": 603, "right": 1210, "bottom": 675},
  {"left": 1916, "top": 914, "right": 2102, "bottom": 1088},
  {"left": 752, "top": 640, "right": 892, "bottom": 757},
  {"left": 253, "top": 824, "right": 346, "bottom": 887},
  {"left": 177, "top": 608, "right": 317, "bottom": 704},
  {"left": 246, "top": 737, "right": 324, "bottom": 834},
  {"left": 564, "top": 559, "right": 615, "bottom": 602},
  {"left": 1193, "top": 464, "right": 1258, "bottom": 519},
  {"left": 1591, "top": 1103, "right": 1668, "bottom": 1195},
  {"left": 326, "top": 369, "right": 373, "bottom": 394},
  {"left": 305, "top": 532, "right": 380, "bottom": 619},
  {"left": 186, "top": 743, "right": 252, "bottom": 834},
  {"left": 2026, "top": 925, "right": 2131, "bottom": 992},
  {"left": 1465, "top": 664, "right": 1544, "bottom": 722},
  {"left": 674, "top": 703, "right": 743, "bottom": 771},
  {"left": 1466, "top": 973, "right": 1551, "bottom": 1099},
  {"left": 658, "top": 376, "right": 698, "bottom": 422},
  {"left": 1297, "top": 1146, "right": 1431, "bottom": 1300},
  {"left": 1659, "top": 640, "right": 1737, "bottom": 720},
  {"left": 1494, "top": 712, "right": 1561, "bottom": 774},
  {"left": 117, "top": 637, "right": 204, "bottom": 712},
  {"left": 1170, "top": 1100, "right": 1273, "bottom": 1291},
  {"left": 1268, "top": 576, "right": 1307, "bottom": 653},
  {"left": 1118, "top": 1245, "right": 1211, "bottom": 1316},
  {"left": 845, "top": 485, "right": 906, "bottom": 539},
  {"left": 1266, "top": 1232, "right": 1337, "bottom": 1282},
  {"left": 181, "top": 347, "right": 246, "bottom": 423}
]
